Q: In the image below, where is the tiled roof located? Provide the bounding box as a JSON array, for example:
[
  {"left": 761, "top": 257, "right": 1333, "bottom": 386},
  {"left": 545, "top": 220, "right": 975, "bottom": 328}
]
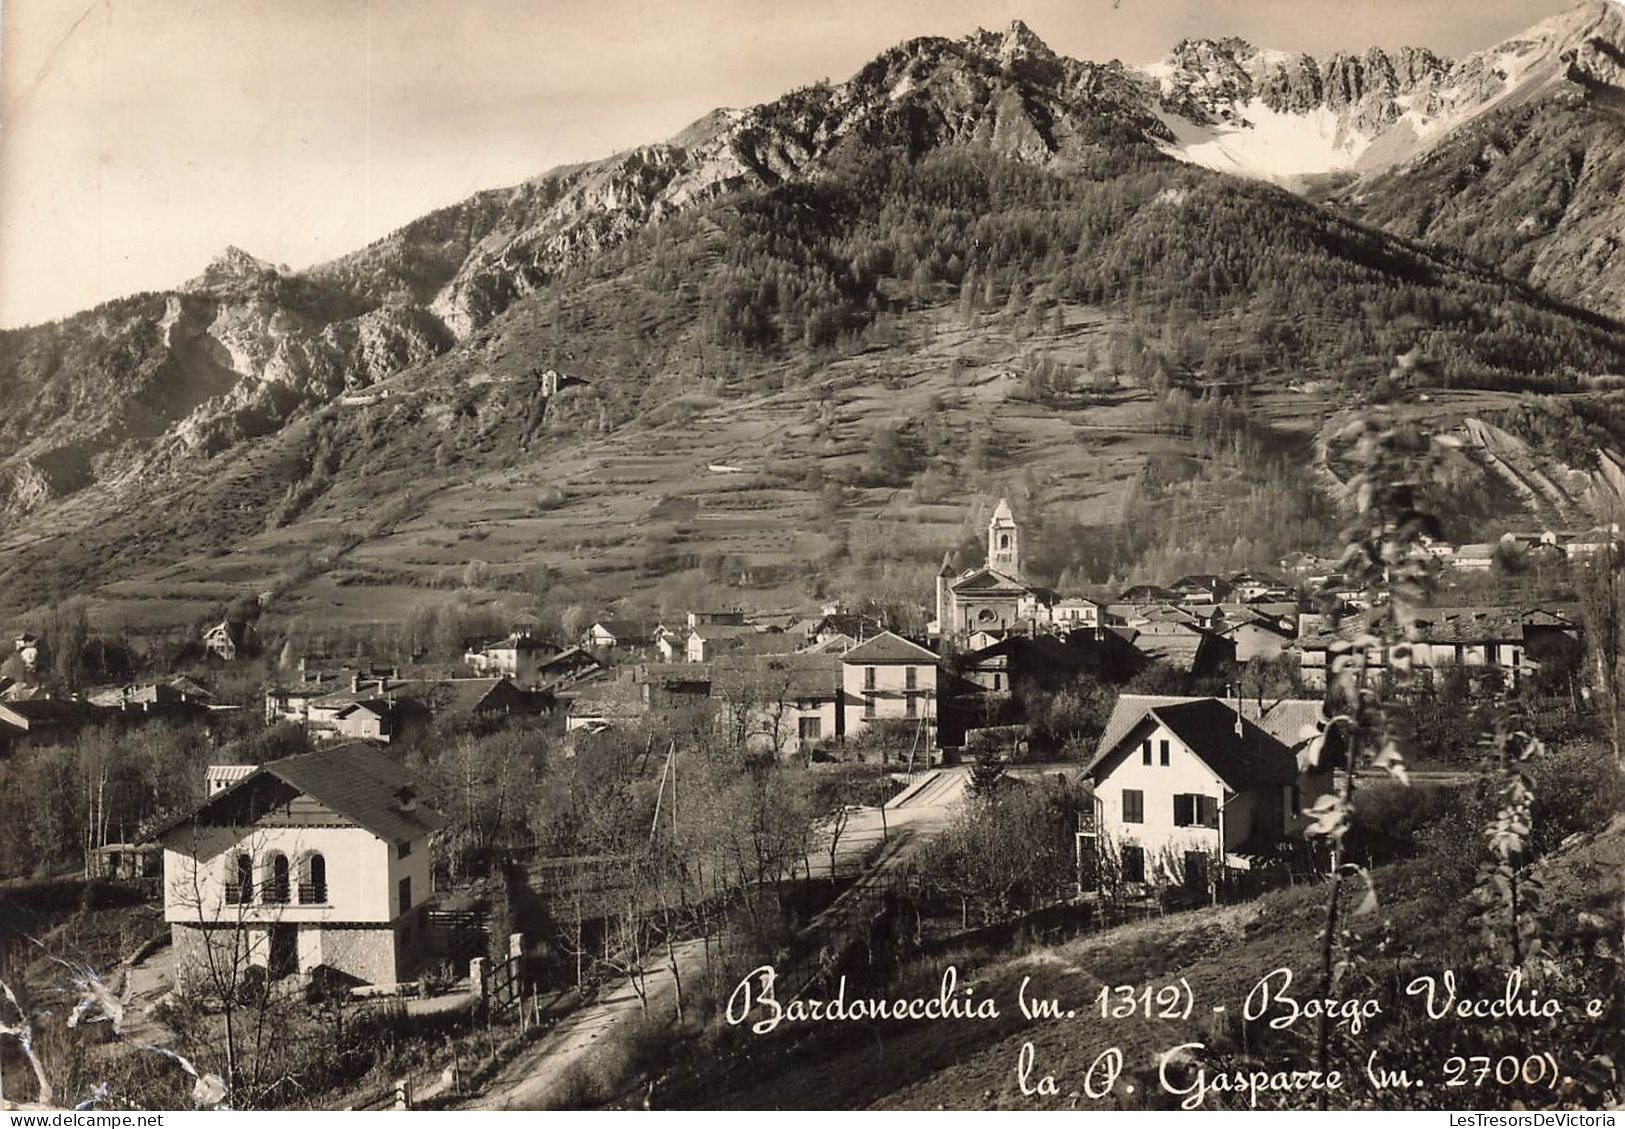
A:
[
  {"left": 1085, "top": 698, "right": 1300, "bottom": 789},
  {"left": 263, "top": 745, "right": 444, "bottom": 841},
  {"left": 841, "top": 631, "right": 939, "bottom": 665},
  {"left": 1094, "top": 694, "right": 1323, "bottom": 763},
  {"left": 594, "top": 619, "right": 656, "bottom": 640},
  {"left": 539, "top": 646, "right": 597, "bottom": 668},
  {"left": 142, "top": 743, "right": 443, "bottom": 845},
  {"left": 477, "top": 634, "right": 555, "bottom": 653},
  {"left": 310, "top": 677, "right": 516, "bottom": 715},
  {"left": 569, "top": 697, "right": 645, "bottom": 719},
  {"left": 801, "top": 633, "right": 856, "bottom": 654},
  {"left": 713, "top": 653, "right": 842, "bottom": 698},
  {"left": 1297, "top": 606, "right": 1579, "bottom": 649}
]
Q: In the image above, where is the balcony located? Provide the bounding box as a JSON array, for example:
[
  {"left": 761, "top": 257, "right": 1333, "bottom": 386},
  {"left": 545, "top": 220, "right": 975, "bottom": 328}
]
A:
[
  {"left": 298, "top": 882, "right": 328, "bottom": 905},
  {"left": 224, "top": 882, "right": 251, "bottom": 905},
  {"left": 263, "top": 880, "right": 290, "bottom": 905}
]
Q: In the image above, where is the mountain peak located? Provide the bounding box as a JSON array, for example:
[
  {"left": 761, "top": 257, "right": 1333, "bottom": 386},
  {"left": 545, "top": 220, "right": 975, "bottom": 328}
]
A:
[
  {"left": 959, "top": 18, "right": 1056, "bottom": 64},
  {"left": 1001, "top": 19, "right": 1050, "bottom": 54},
  {"left": 183, "top": 245, "right": 280, "bottom": 293}
]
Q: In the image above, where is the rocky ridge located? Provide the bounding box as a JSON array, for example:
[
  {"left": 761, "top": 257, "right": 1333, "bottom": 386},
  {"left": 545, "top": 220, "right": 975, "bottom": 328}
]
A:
[{"left": 5, "top": 4, "right": 1625, "bottom": 527}]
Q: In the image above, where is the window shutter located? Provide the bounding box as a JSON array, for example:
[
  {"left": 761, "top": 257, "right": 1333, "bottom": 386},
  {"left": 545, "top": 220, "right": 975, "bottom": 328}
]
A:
[
  {"left": 1173, "top": 794, "right": 1194, "bottom": 826},
  {"left": 1199, "top": 795, "right": 1219, "bottom": 828}
]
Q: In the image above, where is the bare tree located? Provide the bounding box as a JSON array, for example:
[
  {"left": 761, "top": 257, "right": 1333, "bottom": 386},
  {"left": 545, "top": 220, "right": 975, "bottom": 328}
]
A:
[
  {"left": 167, "top": 824, "right": 297, "bottom": 1105},
  {"left": 1579, "top": 554, "right": 1625, "bottom": 767}
]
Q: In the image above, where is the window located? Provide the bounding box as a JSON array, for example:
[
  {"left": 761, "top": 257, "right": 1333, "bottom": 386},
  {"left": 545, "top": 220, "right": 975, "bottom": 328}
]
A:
[
  {"left": 1159, "top": 740, "right": 1170, "bottom": 767},
  {"left": 300, "top": 853, "right": 328, "bottom": 904},
  {"left": 1141, "top": 738, "right": 1152, "bottom": 766},
  {"left": 397, "top": 840, "right": 412, "bottom": 860},
  {"left": 864, "top": 666, "right": 876, "bottom": 690},
  {"left": 905, "top": 666, "right": 917, "bottom": 690},
  {"left": 226, "top": 853, "right": 253, "bottom": 904},
  {"left": 1122, "top": 789, "right": 1144, "bottom": 824},
  {"left": 906, "top": 694, "right": 917, "bottom": 718},
  {"left": 999, "top": 534, "right": 1010, "bottom": 550},
  {"left": 992, "top": 673, "right": 1002, "bottom": 691},
  {"left": 799, "top": 716, "right": 821, "bottom": 740},
  {"left": 1174, "top": 794, "right": 1220, "bottom": 828},
  {"left": 398, "top": 876, "right": 412, "bottom": 917},
  {"left": 264, "top": 853, "right": 290, "bottom": 904},
  {"left": 864, "top": 696, "right": 875, "bottom": 719},
  {"left": 1120, "top": 845, "right": 1145, "bottom": 885}
]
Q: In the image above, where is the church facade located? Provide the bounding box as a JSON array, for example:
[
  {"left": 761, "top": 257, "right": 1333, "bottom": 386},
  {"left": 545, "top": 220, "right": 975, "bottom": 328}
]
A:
[{"left": 933, "top": 499, "right": 1049, "bottom": 641}]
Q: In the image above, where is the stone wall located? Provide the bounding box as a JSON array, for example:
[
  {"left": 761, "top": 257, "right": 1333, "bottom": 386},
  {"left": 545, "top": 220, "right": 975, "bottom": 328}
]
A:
[
  {"left": 169, "top": 922, "right": 269, "bottom": 995},
  {"left": 318, "top": 924, "right": 399, "bottom": 984}
]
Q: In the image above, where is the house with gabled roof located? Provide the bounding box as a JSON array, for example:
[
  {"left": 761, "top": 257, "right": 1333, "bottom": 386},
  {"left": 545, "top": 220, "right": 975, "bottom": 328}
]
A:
[
  {"left": 840, "top": 632, "right": 939, "bottom": 753},
  {"left": 714, "top": 653, "right": 844, "bottom": 758},
  {"left": 1081, "top": 696, "right": 1337, "bottom": 891},
  {"left": 535, "top": 646, "right": 602, "bottom": 686},
  {"left": 1215, "top": 611, "right": 1296, "bottom": 663},
  {"left": 1294, "top": 606, "right": 1581, "bottom": 690},
  {"left": 1110, "top": 621, "right": 1235, "bottom": 676},
  {"left": 301, "top": 675, "right": 548, "bottom": 742},
  {"left": 681, "top": 623, "right": 793, "bottom": 663},
  {"left": 564, "top": 696, "right": 645, "bottom": 733},
  {"left": 202, "top": 619, "right": 257, "bottom": 662},
  {"left": 1049, "top": 596, "right": 1107, "bottom": 631},
  {"left": 583, "top": 619, "right": 658, "bottom": 651},
  {"left": 463, "top": 632, "right": 558, "bottom": 684},
  {"left": 142, "top": 743, "right": 443, "bottom": 987},
  {"left": 636, "top": 663, "right": 714, "bottom": 709}
]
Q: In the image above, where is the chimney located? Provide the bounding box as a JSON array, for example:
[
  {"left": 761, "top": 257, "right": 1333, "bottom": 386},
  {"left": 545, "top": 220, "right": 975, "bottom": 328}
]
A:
[
  {"left": 396, "top": 786, "right": 418, "bottom": 813},
  {"left": 351, "top": 672, "right": 362, "bottom": 693}
]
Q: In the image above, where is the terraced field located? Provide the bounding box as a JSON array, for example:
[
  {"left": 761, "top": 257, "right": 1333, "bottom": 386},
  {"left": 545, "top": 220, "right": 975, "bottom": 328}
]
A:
[{"left": 4, "top": 296, "right": 1570, "bottom": 641}]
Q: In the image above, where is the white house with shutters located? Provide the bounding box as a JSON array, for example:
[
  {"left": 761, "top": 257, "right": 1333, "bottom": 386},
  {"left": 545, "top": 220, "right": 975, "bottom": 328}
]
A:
[
  {"left": 1080, "top": 696, "right": 1336, "bottom": 892},
  {"left": 144, "top": 743, "right": 441, "bottom": 988}
]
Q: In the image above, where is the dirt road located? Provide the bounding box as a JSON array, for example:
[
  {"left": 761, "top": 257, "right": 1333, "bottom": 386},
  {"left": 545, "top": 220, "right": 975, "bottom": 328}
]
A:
[{"left": 459, "top": 767, "right": 973, "bottom": 1110}]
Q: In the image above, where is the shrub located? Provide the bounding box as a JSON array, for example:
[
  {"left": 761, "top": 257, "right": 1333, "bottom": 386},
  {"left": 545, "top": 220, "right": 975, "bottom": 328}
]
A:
[
  {"left": 1528, "top": 740, "right": 1625, "bottom": 856},
  {"left": 1347, "top": 780, "right": 1466, "bottom": 863}
]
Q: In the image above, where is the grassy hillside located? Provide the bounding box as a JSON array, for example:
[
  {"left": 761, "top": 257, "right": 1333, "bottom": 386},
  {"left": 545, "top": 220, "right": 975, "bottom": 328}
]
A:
[
  {"left": 7, "top": 147, "right": 1625, "bottom": 639},
  {"left": 646, "top": 766, "right": 1624, "bottom": 1111}
]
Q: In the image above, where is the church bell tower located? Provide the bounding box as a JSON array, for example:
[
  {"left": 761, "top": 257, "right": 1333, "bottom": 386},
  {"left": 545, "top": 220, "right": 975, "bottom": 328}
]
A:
[{"left": 988, "top": 497, "right": 1021, "bottom": 577}]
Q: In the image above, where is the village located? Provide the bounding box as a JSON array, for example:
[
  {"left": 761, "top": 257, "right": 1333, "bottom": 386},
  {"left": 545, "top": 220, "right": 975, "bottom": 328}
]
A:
[
  {"left": 0, "top": 480, "right": 1612, "bottom": 1111},
  {"left": 0, "top": 490, "right": 1612, "bottom": 1109}
]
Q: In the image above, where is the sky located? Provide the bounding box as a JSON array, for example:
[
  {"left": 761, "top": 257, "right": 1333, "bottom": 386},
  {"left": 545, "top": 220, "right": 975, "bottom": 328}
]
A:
[{"left": 0, "top": 0, "right": 1575, "bottom": 329}]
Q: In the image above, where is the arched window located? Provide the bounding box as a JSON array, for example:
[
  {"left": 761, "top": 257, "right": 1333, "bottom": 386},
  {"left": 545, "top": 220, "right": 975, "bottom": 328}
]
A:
[
  {"left": 300, "top": 853, "right": 328, "bottom": 904},
  {"left": 264, "top": 853, "right": 290, "bottom": 904},
  {"left": 228, "top": 853, "right": 253, "bottom": 904},
  {"left": 999, "top": 534, "right": 1010, "bottom": 550},
  {"left": 977, "top": 608, "right": 997, "bottom": 623}
]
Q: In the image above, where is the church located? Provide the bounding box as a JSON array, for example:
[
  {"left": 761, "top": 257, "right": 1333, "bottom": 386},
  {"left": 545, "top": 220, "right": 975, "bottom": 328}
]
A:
[{"left": 932, "top": 498, "right": 1050, "bottom": 642}]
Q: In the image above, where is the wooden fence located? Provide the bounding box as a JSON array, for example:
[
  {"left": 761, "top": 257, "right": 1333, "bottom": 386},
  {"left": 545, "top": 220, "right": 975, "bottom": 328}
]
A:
[{"left": 470, "top": 932, "right": 526, "bottom": 1016}]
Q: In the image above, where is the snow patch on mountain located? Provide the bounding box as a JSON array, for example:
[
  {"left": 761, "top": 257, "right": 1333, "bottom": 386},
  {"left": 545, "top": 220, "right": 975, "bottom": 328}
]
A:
[
  {"left": 1153, "top": 102, "right": 1372, "bottom": 182},
  {"left": 1144, "top": 0, "right": 1625, "bottom": 184}
]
